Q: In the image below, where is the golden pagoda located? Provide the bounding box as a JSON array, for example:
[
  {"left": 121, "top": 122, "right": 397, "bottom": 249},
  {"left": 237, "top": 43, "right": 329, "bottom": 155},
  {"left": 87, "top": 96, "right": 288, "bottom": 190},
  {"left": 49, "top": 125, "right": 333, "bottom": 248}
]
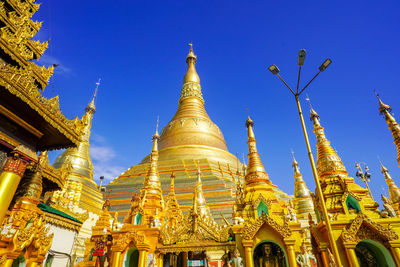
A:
[
  {"left": 49, "top": 82, "right": 104, "bottom": 265},
  {"left": 52, "top": 83, "right": 103, "bottom": 215},
  {"left": 107, "top": 46, "right": 252, "bottom": 222},
  {"left": 308, "top": 105, "right": 400, "bottom": 267},
  {"left": 377, "top": 94, "right": 400, "bottom": 167}
]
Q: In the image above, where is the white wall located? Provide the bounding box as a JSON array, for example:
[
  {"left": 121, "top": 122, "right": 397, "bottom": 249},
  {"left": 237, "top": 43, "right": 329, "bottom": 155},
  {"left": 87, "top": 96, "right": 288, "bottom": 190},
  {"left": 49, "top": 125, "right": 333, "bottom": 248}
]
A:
[{"left": 43, "top": 224, "right": 77, "bottom": 267}]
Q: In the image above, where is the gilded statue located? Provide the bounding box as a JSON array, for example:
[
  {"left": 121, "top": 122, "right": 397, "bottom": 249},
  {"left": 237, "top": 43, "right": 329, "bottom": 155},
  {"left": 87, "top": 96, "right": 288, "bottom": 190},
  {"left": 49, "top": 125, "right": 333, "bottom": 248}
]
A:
[
  {"left": 381, "top": 195, "right": 397, "bottom": 218},
  {"left": 257, "top": 244, "right": 279, "bottom": 267},
  {"left": 229, "top": 249, "right": 245, "bottom": 267},
  {"left": 296, "top": 243, "right": 316, "bottom": 267}
]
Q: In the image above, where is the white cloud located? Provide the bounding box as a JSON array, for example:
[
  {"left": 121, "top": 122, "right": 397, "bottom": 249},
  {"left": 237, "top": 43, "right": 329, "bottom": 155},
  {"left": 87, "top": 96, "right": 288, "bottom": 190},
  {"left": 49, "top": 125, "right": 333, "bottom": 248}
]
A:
[
  {"left": 90, "top": 145, "right": 116, "bottom": 163},
  {"left": 90, "top": 134, "right": 126, "bottom": 181}
]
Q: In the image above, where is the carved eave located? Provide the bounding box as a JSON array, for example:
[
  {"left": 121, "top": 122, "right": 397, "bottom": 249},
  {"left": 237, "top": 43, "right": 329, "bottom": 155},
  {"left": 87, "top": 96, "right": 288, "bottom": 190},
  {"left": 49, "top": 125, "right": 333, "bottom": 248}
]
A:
[
  {"left": 341, "top": 213, "right": 398, "bottom": 245},
  {"left": 157, "top": 240, "right": 236, "bottom": 254},
  {"left": 0, "top": 64, "right": 83, "bottom": 150},
  {"left": 241, "top": 213, "right": 292, "bottom": 240},
  {"left": 113, "top": 229, "right": 146, "bottom": 252},
  {"left": 6, "top": 0, "right": 40, "bottom": 17},
  {"left": 43, "top": 211, "right": 82, "bottom": 232}
]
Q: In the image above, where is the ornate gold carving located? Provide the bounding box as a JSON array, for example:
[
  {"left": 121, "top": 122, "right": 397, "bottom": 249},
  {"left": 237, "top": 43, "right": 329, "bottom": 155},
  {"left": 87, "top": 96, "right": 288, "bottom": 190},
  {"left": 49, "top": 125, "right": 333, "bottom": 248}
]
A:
[
  {"left": 341, "top": 213, "right": 398, "bottom": 244},
  {"left": 2, "top": 152, "right": 28, "bottom": 176},
  {"left": 242, "top": 213, "right": 292, "bottom": 240},
  {"left": 180, "top": 82, "right": 203, "bottom": 100},
  {"left": 113, "top": 230, "right": 145, "bottom": 252}
]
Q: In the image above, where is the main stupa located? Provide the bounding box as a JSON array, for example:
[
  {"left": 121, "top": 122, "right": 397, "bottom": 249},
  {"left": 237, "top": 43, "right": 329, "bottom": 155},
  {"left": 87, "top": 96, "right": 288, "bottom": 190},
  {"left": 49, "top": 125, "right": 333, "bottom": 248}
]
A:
[{"left": 106, "top": 45, "right": 290, "bottom": 222}]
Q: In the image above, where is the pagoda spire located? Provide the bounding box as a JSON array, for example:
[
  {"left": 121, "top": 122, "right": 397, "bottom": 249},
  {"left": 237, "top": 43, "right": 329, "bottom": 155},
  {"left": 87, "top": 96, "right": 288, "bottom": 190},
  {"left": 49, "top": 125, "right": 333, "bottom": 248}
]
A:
[
  {"left": 376, "top": 93, "right": 400, "bottom": 167},
  {"left": 291, "top": 152, "right": 315, "bottom": 221},
  {"left": 164, "top": 172, "right": 184, "bottom": 228},
  {"left": 245, "top": 116, "right": 271, "bottom": 187},
  {"left": 310, "top": 107, "right": 348, "bottom": 180},
  {"left": 183, "top": 43, "right": 201, "bottom": 85},
  {"left": 192, "top": 166, "right": 211, "bottom": 217},
  {"left": 85, "top": 78, "right": 100, "bottom": 114},
  {"left": 380, "top": 161, "right": 400, "bottom": 205},
  {"left": 141, "top": 122, "right": 162, "bottom": 196}
]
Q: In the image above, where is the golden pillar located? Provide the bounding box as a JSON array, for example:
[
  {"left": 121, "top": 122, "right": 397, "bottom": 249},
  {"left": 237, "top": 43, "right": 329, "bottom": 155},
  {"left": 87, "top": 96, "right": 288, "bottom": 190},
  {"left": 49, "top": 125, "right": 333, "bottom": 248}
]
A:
[
  {"left": 111, "top": 251, "right": 122, "bottom": 267},
  {"left": 344, "top": 246, "right": 359, "bottom": 267},
  {"left": 0, "top": 152, "right": 29, "bottom": 223},
  {"left": 390, "top": 247, "right": 400, "bottom": 266},
  {"left": 138, "top": 250, "right": 148, "bottom": 267},
  {"left": 286, "top": 243, "right": 297, "bottom": 267},
  {"left": 242, "top": 241, "right": 254, "bottom": 267},
  {"left": 158, "top": 253, "right": 164, "bottom": 267}
]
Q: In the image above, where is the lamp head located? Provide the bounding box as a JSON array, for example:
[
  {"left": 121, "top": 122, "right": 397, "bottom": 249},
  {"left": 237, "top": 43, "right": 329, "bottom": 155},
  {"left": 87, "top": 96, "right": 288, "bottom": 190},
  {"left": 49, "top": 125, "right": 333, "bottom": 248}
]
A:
[
  {"left": 298, "top": 49, "right": 306, "bottom": 66},
  {"left": 268, "top": 64, "right": 280, "bottom": 75},
  {"left": 319, "top": 58, "right": 332, "bottom": 72},
  {"left": 356, "top": 170, "right": 363, "bottom": 178},
  {"left": 100, "top": 176, "right": 104, "bottom": 181}
]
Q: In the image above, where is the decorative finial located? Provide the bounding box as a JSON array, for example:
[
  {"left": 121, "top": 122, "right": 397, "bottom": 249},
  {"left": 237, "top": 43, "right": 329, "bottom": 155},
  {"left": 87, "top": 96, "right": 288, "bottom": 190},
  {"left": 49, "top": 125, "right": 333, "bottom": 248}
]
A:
[
  {"left": 375, "top": 90, "right": 392, "bottom": 114},
  {"left": 306, "top": 95, "right": 319, "bottom": 123},
  {"left": 85, "top": 78, "right": 101, "bottom": 113},
  {"left": 153, "top": 116, "right": 160, "bottom": 140},
  {"left": 186, "top": 43, "right": 197, "bottom": 62}
]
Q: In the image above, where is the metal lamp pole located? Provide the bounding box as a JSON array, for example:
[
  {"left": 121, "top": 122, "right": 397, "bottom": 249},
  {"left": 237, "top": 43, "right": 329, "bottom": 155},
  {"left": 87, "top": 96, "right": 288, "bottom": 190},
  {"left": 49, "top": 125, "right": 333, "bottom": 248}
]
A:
[
  {"left": 268, "top": 50, "right": 342, "bottom": 266},
  {"left": 355, "top": 162, "right": 373, "bottom": 199}
]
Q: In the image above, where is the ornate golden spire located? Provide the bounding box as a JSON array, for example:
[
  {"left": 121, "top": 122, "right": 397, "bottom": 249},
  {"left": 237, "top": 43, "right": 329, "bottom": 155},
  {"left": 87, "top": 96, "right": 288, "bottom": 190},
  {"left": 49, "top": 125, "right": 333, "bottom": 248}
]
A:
[
  {"left": 155, "top": 44, "right": 237, "bottom": 164},
  {"left": 192, "top": 165, "right": 211, "bottom": 217},
  {"left": 310, "top": 107, "right": 348, "bottom": 180},
  {"left": 376, "top": 93, "right": 400, "bottom": 167},
  {"left": 245, "top": 116, "right": 271, "bottom": 187},
  {"left": 53, "top": 80, "right": 101, "bottom": 178},
  {"left": 291, "top": 152, "right": 315, "bottom": 220},
  {"left": 381, "top": 161, "right": 400, "bottom": 204},
  {"left": 141, "top": 124, "right": 162, "bottom": 196},
  {"left": 183, "top": 43, "right": 200, "bottom": 85}
]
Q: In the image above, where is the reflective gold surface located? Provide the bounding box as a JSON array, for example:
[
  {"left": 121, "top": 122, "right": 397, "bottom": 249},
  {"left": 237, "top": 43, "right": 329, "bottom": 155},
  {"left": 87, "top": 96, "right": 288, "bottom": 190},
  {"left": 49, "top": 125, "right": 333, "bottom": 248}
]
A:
[
  {"left": 377, "top": 95, "right": 400, "bottom": 167},
  {"left": 292, "top": 154, "right": 315, "bottom": 221}
]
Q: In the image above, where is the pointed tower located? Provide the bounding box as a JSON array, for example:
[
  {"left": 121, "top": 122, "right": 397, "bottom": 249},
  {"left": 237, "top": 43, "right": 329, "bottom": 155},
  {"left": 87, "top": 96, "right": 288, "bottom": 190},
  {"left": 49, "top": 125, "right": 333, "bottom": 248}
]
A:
[
  {"left": 381, "top": 162, "right": 400, "bottom": 214},
  {"left": 192, "top": 167, "right": 212, "bottom": 218},
  {"left": 164, "top": 172, "right": 184, "bottom": 228},
  {"left": 240, "top": 116, "right": 285, "bottom": 222},
  {"left": 139, "top": 127, "right": 165, "bottom": 225},
  {"left": 292, "top": 153, "right": 315, "bottom": 222},
  {"left": 376, "top": 94, "right": 400, "bottom": 167},
  {"left": 53, "top": 81, "right": 103, "bottom": 214},
  {"left": 310, "top": 107, "right": 379, "bottom": 218}
]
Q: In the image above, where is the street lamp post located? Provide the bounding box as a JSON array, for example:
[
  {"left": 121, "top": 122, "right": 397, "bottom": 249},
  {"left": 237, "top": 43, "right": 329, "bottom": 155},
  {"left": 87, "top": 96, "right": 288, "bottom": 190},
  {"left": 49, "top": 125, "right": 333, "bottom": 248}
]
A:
[
  {"left": 268, "top": 50, "right": 342, "bottom": 266},
  {"left": 355, "top": 162, "right": 373, "bottom": 199}
]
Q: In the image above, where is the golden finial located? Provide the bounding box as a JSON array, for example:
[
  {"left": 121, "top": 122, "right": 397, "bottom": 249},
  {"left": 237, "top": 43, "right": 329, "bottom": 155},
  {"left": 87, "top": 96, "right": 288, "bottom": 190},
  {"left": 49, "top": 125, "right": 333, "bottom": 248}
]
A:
[
  {"left": 306, "top": 94, "right": 319, "bottom": 124},
  {"left": 85, "top": 78, "right": 101, "bottom": 113},
  {"left": 183, "top": 43, "right": 200, "bottom": 84},
  {"left": 375, "top": 90, "right": 392, "bottom": 114},
  {"left": 244, "top": 116, "right": 270, "bottom": 186},
  {"left": 153, "top": 116, "right": 160, "bottom": 142}
]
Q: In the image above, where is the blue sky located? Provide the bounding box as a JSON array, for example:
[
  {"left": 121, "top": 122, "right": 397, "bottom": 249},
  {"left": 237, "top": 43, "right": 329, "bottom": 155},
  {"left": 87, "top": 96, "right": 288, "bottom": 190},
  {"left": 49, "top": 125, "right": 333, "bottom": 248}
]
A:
[{"left": 35, "top": 0, "right": 400, "bottom": 203}]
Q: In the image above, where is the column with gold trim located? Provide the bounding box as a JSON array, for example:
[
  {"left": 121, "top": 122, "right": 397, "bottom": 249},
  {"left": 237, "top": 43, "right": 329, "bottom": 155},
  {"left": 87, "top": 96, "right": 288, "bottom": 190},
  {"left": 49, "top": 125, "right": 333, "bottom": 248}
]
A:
[{"left": 0, "top": 151, "right": 30, "bottom": 223}]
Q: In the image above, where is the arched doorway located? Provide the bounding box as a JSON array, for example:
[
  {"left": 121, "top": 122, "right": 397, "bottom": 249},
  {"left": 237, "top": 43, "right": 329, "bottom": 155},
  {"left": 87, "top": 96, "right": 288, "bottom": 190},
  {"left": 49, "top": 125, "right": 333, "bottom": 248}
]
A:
[
  {"left": 11, "top": 255, "right": 26, "bottom": 267},
  {"left": 355, "top": 240, "right": 396, "bottom": 267},
  {"left": 253, "top": 241, "right": 287, "bottom": 267},
  {"left": 123, "top": 248, "right": 139, "bottom": 267}
]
